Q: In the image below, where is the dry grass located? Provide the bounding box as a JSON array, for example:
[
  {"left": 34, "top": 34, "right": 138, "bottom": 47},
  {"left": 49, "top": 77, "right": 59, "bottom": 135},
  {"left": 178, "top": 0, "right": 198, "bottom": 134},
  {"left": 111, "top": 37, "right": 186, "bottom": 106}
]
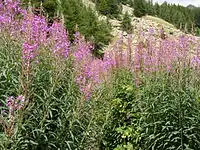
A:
[{"left": 143, "top": 15, "right": 175, "bottom": 28}]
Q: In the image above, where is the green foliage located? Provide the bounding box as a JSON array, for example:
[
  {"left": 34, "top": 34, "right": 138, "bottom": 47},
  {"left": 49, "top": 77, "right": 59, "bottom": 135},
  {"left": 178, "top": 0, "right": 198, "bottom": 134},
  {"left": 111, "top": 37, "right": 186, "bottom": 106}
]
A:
[
  {"left": 133, "top": 0, "right": 147, "bottom": 17},
  {"left": 131, "top": 0, "right": 196, "bottom": 33},
  {"left": 196, "top": 27, "right": 200, "bottom": 36},
  {"left": 193, "top": 8, "right": 200, "bottom": 28},
  {"left": 0, "top": 36, "right": 21, "bottom": 114},
  {"left": 101, "top": 69, "right": 200, "bottom": 149},
  {"left": 146, "top": 0, "right": 154, "bottom": 15},
  {"left": 60, "top": 0, "right": 112, "bottom": 54},
  {"left": 1, "top": 2, "right": 200, "bottom": 148},
  {"left": 43, "top": 0, "right": 59, "bottom": 17},
  {"left": 121, "top": 12, "right": 132, "bottom": 33},
  {"left": 95, "top": 0, "right": 122, "bottom": 18},
  {"left": 22, "top": 0, "right": 112, "bottom": 53},
  {"left": 156, "top": 2, "right": 195, "bottom": 32},
  {"left": 140, "top": 71, "right": 200, "bottom": 149},
  {"left": 21, "top": 0, "right": 58, "bottom": 17},
  {"left": 1, "top": 34, "right": 200, "bottom": 149},
  {"left": 101, "top": 69, "right": 141, "bottom": 149},
  {"left": 120, "top": 0, "right": 129, "bottom": 5},
  {"left": 0, "top": 36, "right": 111, "bottom": 149}
]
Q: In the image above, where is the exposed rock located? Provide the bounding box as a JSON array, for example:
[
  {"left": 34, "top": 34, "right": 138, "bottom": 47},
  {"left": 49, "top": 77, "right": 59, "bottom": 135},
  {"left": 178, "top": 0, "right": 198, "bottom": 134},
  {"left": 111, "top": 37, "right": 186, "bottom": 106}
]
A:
[{"left": 82, "top": 0, "right": 197, "bottom": 52}]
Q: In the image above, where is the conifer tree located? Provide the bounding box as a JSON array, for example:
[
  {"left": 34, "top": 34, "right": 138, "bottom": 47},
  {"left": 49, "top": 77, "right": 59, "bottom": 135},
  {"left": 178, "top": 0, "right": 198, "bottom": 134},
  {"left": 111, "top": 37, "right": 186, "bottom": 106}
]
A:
[
  {"left": 133, "top": 0, "right": 147, "bottom": 17},
  {"left": 96, "top": 0, "right": 109, "bottom": 16},
  {"left": 95, "top": 0, "right": 121, "bottom": 18},
  {"left": 154, "top": 2, "right": 160, "bottom": 16},
  {"left": 121, "top": 12, "right": 132, "bottom": 33}
]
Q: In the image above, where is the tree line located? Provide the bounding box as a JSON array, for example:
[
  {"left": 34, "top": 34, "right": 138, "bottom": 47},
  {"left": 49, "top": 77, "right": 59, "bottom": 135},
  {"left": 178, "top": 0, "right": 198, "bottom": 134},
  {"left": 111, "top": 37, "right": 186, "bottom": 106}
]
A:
[
  {"left": 94, "top": 0, "right": 200, "bottom": 35},
  {"left": 132, "top": 0, "right": 200, "bottom": 34}
]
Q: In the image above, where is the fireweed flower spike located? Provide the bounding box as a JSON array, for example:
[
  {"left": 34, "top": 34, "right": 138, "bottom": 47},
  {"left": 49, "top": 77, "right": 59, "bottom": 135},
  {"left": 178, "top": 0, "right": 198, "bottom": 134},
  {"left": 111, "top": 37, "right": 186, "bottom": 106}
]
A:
[
  {"left": 0, "top": 0, "right": 24, "bottom": 37},
  {"left": 2, "top": 95, "right": 25, "bottom": 137},
  {"left": 73, "top": 32, "right": 115, "bottom": 99},
  {"left": 6, "top": 95, "right": 25, "bottom": 113},
  {"left": 47, "top": 20, "right": 70, "bottom": 58}
]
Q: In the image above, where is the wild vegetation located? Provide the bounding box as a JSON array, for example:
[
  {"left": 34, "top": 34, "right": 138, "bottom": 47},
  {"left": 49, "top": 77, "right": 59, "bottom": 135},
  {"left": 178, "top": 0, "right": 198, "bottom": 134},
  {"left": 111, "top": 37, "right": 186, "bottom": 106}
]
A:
[
  {"left": 93, "top": 0, "right": 122, "bottom": 18},
  {"left": 22, "top": 0, "right": 112, "bottom": 54},
  {"left": 21, "top": 0, "right": 200, "bottom": 45},
  {"left": 93, "top": 0, "right": 200, "bottom": 35},
  {"left": 1, "top": 0, "right": 200, "bottom": 150},
  {"left": 132, "top": 0, "right": 198, "bottom": 33}
]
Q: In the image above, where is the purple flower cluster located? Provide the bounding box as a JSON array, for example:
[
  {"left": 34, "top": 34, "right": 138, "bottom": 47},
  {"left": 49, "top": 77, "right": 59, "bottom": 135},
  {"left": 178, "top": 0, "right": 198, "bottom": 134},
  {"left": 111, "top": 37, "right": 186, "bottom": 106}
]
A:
[
  {"left": 21, "top": 12, "right": 48, "bottom": 45},
  {"left": 73, "top": 32, "right": 92, "bottom": 61},
  {"left": 0, "top": 0, "right": 24, "bottom": 37},
  {"left": 1, "top": 0, "right": 200, "bottom": 101},
  {"left": 133, "top": 34, "right": 200, "bottom": 73},
  {"left": 1, "top": 0, "right": 70, "bottom": 63},
  {"left": 73, "top": 32, "right": 115, "bottom": 99},
  {"left": 22, "top": 42, "right": 39, "bottom": 67},
  {"left": 20, "top": 12, "right": 49, "bottom": 66},
  {"left": 105, "top": 36, "right": 129, "bottom": 69},
  {"left": 47, "top": 21, "right": 70, "bottom": 58},
  {"left": 7, "top": 95, "right": 25, "bottom": 112},
  {"left": 191, "top": 45, "right": 200, "bottom": 68}
]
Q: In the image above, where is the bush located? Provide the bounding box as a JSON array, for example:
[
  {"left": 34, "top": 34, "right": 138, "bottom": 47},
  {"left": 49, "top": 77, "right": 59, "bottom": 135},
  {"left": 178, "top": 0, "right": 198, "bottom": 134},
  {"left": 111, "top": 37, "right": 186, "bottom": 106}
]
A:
[{"left": 0, "top": 33, "right": 111, "bottom": 150}]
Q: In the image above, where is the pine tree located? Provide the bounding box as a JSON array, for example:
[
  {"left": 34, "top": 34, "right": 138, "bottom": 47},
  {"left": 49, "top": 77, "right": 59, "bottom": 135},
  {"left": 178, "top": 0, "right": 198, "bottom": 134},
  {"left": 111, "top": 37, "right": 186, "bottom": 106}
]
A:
[
  {"left": 95, "top": 0, "right": 121, "bottom": 18},
  {"left": 121, "top": 12, "right": 132, "bottom": 33},
  {"left": 22, "top": 0, "right": 57, "bottom": 17},
  {"left": 96, "top": 0, "right": 109, "bottom": 16},
  {"left": 61, "top": 0, "right": 112, "bottom": 51},
  {"left": 133, "top": 0, "right": 147, "bottom": 17},
  {"left": 146, "top": 0, "right": 154, "bottom": 15},
  {"left": 154, "top": 2, "right": 160, "bottom": 16},
  {"left": 193, "top": 8, "right": 200, "bottom": 28}
]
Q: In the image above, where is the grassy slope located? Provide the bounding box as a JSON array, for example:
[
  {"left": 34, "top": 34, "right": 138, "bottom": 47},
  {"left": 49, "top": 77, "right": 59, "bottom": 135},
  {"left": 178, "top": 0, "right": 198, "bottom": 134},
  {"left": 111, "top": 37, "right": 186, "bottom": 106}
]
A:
[{"left": 143, "top": 15, "right": 175, "bottom": 28}]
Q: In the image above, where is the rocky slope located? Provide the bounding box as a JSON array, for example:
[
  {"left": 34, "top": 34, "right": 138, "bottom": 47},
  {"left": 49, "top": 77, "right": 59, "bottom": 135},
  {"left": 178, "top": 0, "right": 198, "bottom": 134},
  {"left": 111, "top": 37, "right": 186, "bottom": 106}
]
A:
[{"left": 82, "top": 0, "right": 199, "bottom": 51}]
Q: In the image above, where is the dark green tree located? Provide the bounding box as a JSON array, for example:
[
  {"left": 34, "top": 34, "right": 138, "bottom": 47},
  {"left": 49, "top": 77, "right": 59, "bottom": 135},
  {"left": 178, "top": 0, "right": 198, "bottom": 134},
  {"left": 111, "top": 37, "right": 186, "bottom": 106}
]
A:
[
  {"left": 154, "top": 2, "right": 160, "bottom": 16},
  {"left": 61, "top": 0, "right": 112, "bottom": 55},
  {"left": 95, "top": 0, "right": 121, "bottom": 18},
  {"left": 193, "top": 8, "right": 200, "bottom": 27},
  {"left": 146, "top": 0, "right": 154, "bottom": 15},
  {"left": 121, "top": 12, "right": 132, "bottom": 33},
  {"left": 133, "top": 0, "right": 147, "bottom": 17}
]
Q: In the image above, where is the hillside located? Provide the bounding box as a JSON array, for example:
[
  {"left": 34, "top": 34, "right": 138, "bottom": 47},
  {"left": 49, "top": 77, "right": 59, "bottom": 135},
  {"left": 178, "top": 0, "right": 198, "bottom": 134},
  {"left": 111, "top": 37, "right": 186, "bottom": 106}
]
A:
[
  {"left": 82, "top": 0, "right": 188, "bottom": 51},
  {"left": 23, "top": 0, "right": 200, "bottom": 51}
]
